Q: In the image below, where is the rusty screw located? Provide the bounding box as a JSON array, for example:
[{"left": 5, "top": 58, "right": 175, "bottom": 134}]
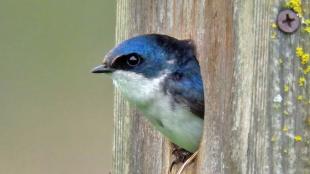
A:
[{"left": 277, "top": 9, "right": 300, "bottom": 34}]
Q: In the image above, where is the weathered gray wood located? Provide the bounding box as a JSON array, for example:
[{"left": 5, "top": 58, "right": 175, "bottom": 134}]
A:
[
  {"left": 113, "top": 1, "right": 172, "bottom": 174},
  {"left": 194, "top": 0, "right": 235, "bottom": 173},
  {"left": 113, "top": 0, "right": 310, "bottom": 174},
  {"left": 197, "top": 1, "right": 310, "bottom": 174},
  {"left": 113, "top": 1, "right": 198, "bottom": 173}
]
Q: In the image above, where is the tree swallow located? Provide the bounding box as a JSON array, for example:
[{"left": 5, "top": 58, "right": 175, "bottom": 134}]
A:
[{"left": 92, "top": 34, "right": 204, "bottom": 153}]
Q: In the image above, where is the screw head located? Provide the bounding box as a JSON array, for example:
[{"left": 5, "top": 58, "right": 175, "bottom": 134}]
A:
[{"left": 277, "top": 9, "right": 300, "bottom": 34}]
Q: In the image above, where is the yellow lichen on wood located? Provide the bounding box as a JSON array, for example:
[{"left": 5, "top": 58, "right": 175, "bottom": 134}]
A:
[
  {"left": 284, "top": 84, "right": 289, "bottom": 92},
  {"left": 282, "top": 126, "right": 289, "bottom": 132},
  {"left": 294, "top": 135, "right": 302, "bottom": 142},
  {"left": 296, "top": 47, "right": 304, "bottom": 57},
  {"left": 271, "top": 32, "right": 277, "bottom": 39},
  {"left": 272, "top": 23, "right": 277, "bottom": 29},
  {"left": 304, "top": 66, "right": 310, "bottom": 74},
  {"left": 301, "top": 54, "right": 309, "bottom": 65},
  {"left": 285, "top": 0, "right": 303, "bottom": 16},
  {"left": 298, "top": 76, "right": 306, "bottom": 86},
  {"left": 297, "top": 95, "right": 304, "bottom": 101},
  {"left": 304, "top": 19, "right": 310, "bottom": 34},
  {"left": 283, "top": 111, "right": 289, "bottom": 116},
  {"left": 296, "top": 47, "right": 309, "bottom": 72},
  {"left": 271, "top": 135, "right": 277, "bottom": 142}
]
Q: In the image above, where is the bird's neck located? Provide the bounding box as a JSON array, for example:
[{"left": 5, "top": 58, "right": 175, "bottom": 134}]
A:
[{"left": 112, "top": 70, "right": 167, "bottom": 106}]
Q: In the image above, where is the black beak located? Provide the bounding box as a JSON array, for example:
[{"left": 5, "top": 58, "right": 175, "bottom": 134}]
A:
[{"left": 91, "top": 64, "right": 113, "bottom": 73}]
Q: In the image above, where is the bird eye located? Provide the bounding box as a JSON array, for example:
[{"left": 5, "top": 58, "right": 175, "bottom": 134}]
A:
[
  {"left": 111, "top": 53, "right": 143, "bottom": 70},
  {"left": 126, "top": 55, "right": 140, "bottom": 66}
]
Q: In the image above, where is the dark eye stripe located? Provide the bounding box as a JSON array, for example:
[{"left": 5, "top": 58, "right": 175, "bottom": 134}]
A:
[
  {"left": 111, "top": 56, "right": 124, "bottom": 68},
  {"left": 111, "top": 53, "right": 143, "bottom": 70}
]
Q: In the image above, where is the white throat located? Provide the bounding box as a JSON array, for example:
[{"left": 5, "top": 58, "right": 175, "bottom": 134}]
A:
[{"left": 111, "top": 70, "right": 167, "bottom": 105}]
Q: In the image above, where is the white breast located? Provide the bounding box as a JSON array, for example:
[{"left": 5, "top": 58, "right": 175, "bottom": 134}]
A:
[{"left": 112, "top": 70, "right": 203, "bottom": 152}]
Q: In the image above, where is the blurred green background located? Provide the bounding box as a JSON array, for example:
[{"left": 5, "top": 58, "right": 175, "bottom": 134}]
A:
[{"left": 0, "top": 0, "right": 115, "bottom": 174}]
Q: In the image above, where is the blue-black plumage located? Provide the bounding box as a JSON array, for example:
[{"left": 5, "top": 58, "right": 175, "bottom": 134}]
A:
[{"left": 92, "top": 34, "right": 204, "bottom": 152}]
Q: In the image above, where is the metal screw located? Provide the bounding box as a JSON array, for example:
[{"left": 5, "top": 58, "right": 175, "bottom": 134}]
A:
[{"left": 277, "top": 9, "right": 300, "bottom": 34}]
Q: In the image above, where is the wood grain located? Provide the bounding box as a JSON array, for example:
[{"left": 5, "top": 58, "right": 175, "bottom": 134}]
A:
[{"left": 113, "top": 0, "right": 310, "bottom": 173}]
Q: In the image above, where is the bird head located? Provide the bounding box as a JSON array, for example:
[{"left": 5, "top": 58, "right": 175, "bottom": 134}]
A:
[{"left": 92, "top": 34, "right": 196, "bottom": 103}]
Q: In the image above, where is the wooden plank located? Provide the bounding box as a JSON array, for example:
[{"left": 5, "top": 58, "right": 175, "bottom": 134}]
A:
[
  {"left": 113, "top": 0, "right": 310, "bottom": 173},
  {"left": 194, "top": 0, "right": 235, "bottom": 173},
  {"left": 113, "top": 1, "right": 171, "bottom": 174},
  {"left": 113, "top": 1, "right": 199, "bottom": 173},
  {"left": 198, "top": 0, "right": 310, "bottom": 173}
]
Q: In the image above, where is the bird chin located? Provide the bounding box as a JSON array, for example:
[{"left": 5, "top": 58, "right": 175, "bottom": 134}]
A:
[{"left": 111, "top": 70, "right": 166, "bottom": 105}]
